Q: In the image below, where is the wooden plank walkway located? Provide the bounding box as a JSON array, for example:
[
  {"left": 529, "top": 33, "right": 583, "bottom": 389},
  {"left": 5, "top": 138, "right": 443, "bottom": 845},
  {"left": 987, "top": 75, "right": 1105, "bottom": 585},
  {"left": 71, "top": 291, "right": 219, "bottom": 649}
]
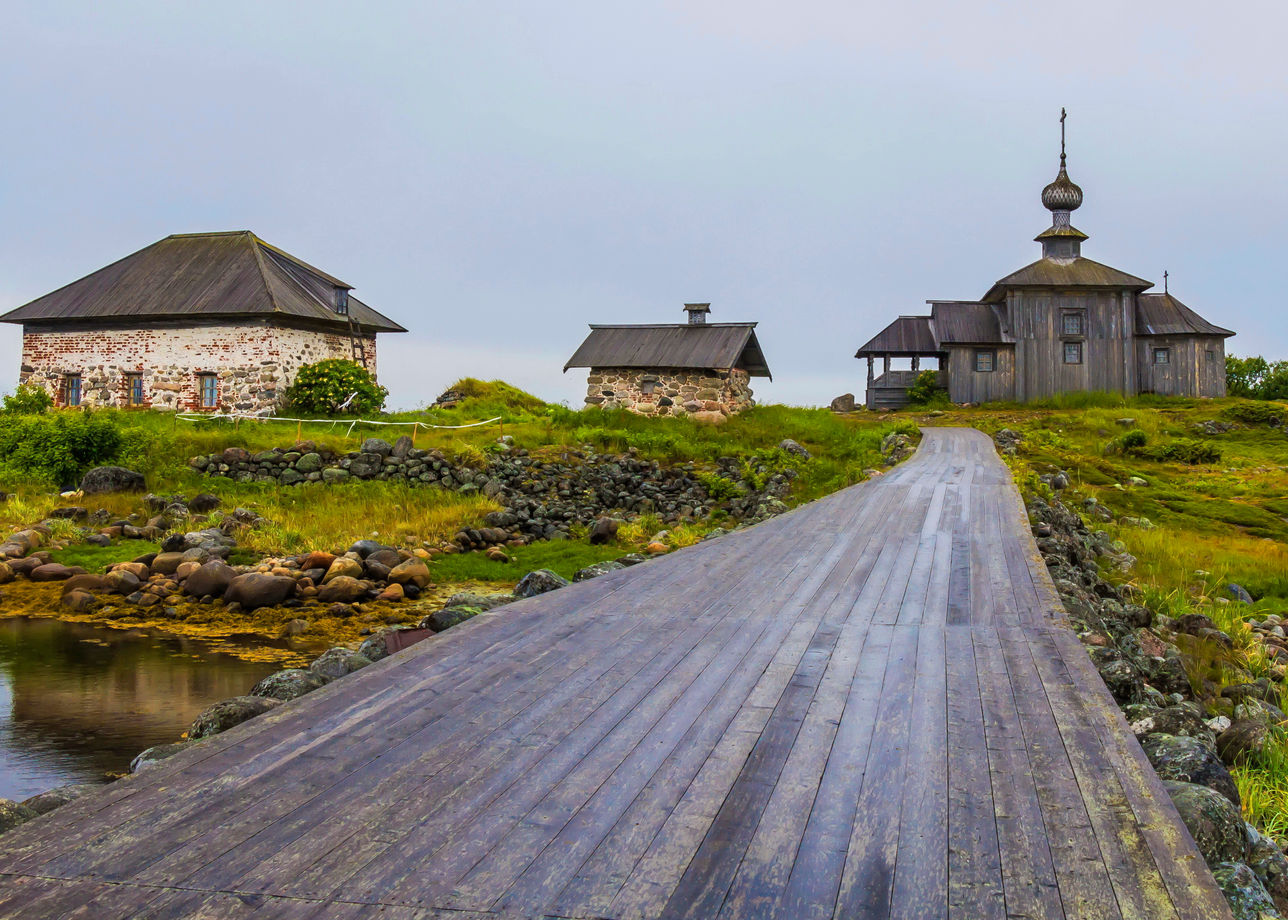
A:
[{"left": 0, "top": 427, "right": 1231, "bottom": 919}]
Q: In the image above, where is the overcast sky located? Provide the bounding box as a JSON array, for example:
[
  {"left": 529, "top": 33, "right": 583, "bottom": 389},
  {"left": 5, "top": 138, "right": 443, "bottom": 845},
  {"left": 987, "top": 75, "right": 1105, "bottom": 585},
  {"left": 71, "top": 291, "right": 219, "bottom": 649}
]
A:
[{"left": 2, "top": 2, "right": 1284, "bottom": 409}]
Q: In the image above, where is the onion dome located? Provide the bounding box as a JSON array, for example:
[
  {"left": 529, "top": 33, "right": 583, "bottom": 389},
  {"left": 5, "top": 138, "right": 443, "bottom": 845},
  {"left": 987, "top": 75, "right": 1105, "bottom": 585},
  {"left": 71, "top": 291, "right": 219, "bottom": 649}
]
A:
[{"left": 1042, "top": 155, "right": 1083, "bottom": 212}]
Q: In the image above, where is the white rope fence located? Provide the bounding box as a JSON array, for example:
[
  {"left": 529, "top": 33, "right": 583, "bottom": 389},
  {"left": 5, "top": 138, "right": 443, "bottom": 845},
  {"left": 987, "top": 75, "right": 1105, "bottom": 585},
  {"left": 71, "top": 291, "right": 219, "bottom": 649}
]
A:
[{"left": 175, "top": 410, "right": 504, "bottom": 441}]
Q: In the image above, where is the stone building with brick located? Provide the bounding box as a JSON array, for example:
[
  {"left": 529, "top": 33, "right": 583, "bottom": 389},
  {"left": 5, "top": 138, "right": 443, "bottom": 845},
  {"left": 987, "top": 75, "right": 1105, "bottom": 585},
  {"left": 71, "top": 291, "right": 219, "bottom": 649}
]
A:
[
  {"left": 0, "top": 231, "right": 405, "bottom": 413},
  {"left": 564, "top": 303, "right": 772, "bottom": 420}
]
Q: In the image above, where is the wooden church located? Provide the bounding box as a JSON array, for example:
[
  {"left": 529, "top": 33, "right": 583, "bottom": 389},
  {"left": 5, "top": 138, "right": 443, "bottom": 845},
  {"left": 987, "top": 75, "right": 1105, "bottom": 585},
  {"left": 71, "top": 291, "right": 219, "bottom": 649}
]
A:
[{"left": 855, "top": 114, "right": 1234, "bottom": 409}]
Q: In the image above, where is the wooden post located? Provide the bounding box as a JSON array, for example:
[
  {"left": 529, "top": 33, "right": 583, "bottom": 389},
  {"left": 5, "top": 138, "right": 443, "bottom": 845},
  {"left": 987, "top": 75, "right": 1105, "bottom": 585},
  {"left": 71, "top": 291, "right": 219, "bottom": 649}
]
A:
[
  {"left": 412, "top": 422, "right": 419, "bottom": 446},
  {"left": 883, "top": 355, "right": 891, "bottom": 377},
  {"left": 866, "top": 356, "right": 874, "bottom": 387},
  {"left": 911, "top": 356, "right": 920, "bottom": 374},
  {"left": 296, "top": 420, "right": 302, "bottom": 443}
]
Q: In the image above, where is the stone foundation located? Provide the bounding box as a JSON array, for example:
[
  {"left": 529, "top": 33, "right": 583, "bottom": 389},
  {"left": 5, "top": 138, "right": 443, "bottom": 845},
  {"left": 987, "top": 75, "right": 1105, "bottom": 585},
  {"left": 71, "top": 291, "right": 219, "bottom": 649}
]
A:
[
  {"left": 583, "top": 366, "right": 754, "bottom": 419},
  {"left": 19, "top": 321, "right": 377, "bottom": 414}
]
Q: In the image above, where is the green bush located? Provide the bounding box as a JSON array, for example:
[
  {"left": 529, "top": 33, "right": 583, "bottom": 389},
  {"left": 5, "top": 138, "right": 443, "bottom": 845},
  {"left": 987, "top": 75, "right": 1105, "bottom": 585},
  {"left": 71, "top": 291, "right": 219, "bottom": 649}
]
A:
[
  {"left": 1222, "top": 402, "right": 1287, "bottom": 428},
  {"left": 1228, "top": 355, "right": 1288, "bottom": 400},
  {"left": 905, "top": 370, "right": 946, "bottom": 406},
  {"left": 696, "top": 472, "right": 744, "bottom": 501},
  {"left": 1143, "top": 439, "right": 1222, "bottom": 465},
  {"left": 0, "top": 413, "right": 125, "bottom": 487},
  {"left": 1105, "top": 429, "right": 1148, "bottom": 455},
  {"left": 2, "top": 383, "right": 53, "bottom": 415},
  {"left": 283, "top": 360, "right": 387, "bottom": 416}
]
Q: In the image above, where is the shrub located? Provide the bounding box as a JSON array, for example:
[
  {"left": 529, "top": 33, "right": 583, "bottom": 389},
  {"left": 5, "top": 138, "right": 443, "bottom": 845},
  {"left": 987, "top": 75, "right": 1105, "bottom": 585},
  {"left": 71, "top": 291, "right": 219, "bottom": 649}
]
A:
[
  {"left": 283, "top": 360, "right": 387, "bottom": 416},
  {"left": 1227, "top": 355, "right": 1288, "bottom": 400},
  {"left": 905, "top": 370, "right": 946, "bottom": 406},
  {"left": 0, "top": 413, "right": 125, "bottom": 487},
  {"left": 1222, "top": 402, "right": 1287, "bottom": 428},
  {"left": 696, "top": 472, "right": 745, "bottom": 501},
  {"left": 1, "top": 383, "right": 52, "bottom": 415},
  {"left": 1143, "top": 439, "right": 1222, "bottom": 465},
  {"left": 1105, "top": 429, "right": 1148, "bottom": 455}
]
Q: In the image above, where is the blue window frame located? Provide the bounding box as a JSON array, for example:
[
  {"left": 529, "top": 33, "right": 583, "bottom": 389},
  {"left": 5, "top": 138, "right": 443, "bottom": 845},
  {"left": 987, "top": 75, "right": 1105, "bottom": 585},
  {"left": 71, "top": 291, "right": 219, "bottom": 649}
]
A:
[
  {"left": 198, "top": 374, "right": 218, "bottom": 409},
  {"left": 127, "top": 373, "right": 144, "bottom": 406},
  {"left": 63, "top": 374, "right": 82, "bottom": 407}
]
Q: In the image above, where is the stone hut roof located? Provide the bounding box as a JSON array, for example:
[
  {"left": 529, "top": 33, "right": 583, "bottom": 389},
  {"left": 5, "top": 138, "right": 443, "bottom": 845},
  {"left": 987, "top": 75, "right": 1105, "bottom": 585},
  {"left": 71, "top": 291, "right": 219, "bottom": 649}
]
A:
[
  {"left": 0, "top": 231, "right": 406, "bottom": 334},
  {"left": 565, "top": 323, "right": 772, "bottom": 378}
]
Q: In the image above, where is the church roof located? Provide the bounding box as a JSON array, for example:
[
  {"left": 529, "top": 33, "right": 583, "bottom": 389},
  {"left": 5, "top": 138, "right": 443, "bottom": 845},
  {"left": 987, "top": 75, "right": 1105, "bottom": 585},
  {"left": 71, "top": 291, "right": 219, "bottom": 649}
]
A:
[
  {"left": 0, "top": 231, "right": 407, "bottom": 334},
  {"left": 854, "top": 315, "right": 939, "bottom": 356},
  {"left": 981, "top": 256, "right": 1152, "bottom": 303},
  {"left": 1136, "top": 293, "right": 1234, "bottom": 337},
  {"left": 930, "top": 302, "right": 1012, "bottom": 345},
  {"left": 565, "top": 323, "right": 772, "bottom": 378}
]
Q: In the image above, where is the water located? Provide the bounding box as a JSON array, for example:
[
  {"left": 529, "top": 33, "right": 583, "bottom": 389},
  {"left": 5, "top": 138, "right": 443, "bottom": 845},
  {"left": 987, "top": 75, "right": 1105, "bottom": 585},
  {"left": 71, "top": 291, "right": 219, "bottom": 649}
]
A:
[{"left": 0, "top": 617, "right": 285, "bottom": 801}]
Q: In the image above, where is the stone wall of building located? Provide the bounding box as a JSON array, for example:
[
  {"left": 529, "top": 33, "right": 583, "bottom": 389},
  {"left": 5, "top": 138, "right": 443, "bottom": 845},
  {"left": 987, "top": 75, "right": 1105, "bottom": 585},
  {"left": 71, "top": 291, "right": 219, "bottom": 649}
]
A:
[
  {"left": 19, "top": 321, "right": 378, "bottom": 414},
  {"left": 583, "top": 366, "right": 754, "bottom": 419}
]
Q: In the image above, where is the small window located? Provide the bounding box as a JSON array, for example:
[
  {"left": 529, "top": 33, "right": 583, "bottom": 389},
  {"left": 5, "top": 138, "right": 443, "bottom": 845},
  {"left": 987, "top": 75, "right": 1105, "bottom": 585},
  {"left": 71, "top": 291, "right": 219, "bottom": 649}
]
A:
[
  {"left": 335, "top": 288, "right": 349, "bottom": 315},
  {"left": 640, "top": 380, "right": 656, "bottom": 396},
  {"left": 1153, "top": 347, "right": 1171, "bottom": 366},
  {"left": 62, "top": 374, "right": 82, "bottom": 407},
  {"left": 1205, "top": 349, "right": 1216, "bottom": 362},
  {"left": 1063, "top": 342, "right": 1083, "bottom": 365},
  {"left": 125, "top": 373, "right": 144, "bottom": 406},
  {"left": 1061, "top": 311, "right": 1085, "bottom": 336},
  {"left": 198, "top": 374, "right": 218, "bottom": 409},
  {"left": 974, "top": 350, "right": 995, "bottom": 373}
]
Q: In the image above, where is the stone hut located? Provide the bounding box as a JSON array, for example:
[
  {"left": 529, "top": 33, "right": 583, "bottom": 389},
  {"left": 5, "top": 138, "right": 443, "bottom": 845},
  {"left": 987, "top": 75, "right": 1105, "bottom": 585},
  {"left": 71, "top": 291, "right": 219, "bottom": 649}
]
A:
[
  {"left": 564, "top": 303, "right": 772, "bottom": 419},
  {"left": 855, "top": 113, "right": 1234, "bottom": 408},
  {"left": 0, "top": 231, "right": 405, "bottom": 413}
]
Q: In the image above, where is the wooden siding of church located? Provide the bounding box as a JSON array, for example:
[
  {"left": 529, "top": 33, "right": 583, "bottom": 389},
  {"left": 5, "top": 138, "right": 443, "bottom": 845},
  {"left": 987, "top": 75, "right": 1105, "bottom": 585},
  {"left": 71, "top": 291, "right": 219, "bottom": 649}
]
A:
[
  {"left": 946, "top": 346, "right": 1015, "bottom": 403},
  {"left": 1009, "top": 289, "right": 1137, "bottom": 400},
  {"left": 1137, "top": 335, "right": 1227, "bottom": 397}
]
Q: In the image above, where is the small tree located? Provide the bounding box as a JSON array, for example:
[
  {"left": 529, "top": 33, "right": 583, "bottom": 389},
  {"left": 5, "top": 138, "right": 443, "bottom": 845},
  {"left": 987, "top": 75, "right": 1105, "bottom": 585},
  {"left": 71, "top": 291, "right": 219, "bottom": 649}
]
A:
[
  {"left": 2, "top": 382, "right": 53, "bottom": 415},
  {"left": 283, "top": 360, "right": 388, "bottom": 416},
  {"left": 905, "top": 370, "right": 947, "bottom": 406}
]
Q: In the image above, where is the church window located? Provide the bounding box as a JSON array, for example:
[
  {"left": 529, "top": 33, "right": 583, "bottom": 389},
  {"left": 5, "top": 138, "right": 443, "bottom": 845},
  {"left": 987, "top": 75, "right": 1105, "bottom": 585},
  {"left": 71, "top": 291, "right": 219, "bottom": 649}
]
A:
[
  {"left": 125, "top": 373, "right": 144, "bottom": 406},
  {"left": 197, "top": 373, "right": 218, "bottom": 409},
  {"left": 62, "top": 374, "right": 82, "bottom": 407},
  {"left": 1063, "top": 342, "right": 1083, "bottom": 364},
  {"left": 1153, "top": 347, "right": 1171, "bottom": 366},
  {"left": 973, "top": 350, "right": 995, "bottom": 373},
  {"left": 1061, "top": 311, "right": 1085, "bottom": 336},
  {"left": 1206, "top": 349, "right": 1216, "bottom": 362}
]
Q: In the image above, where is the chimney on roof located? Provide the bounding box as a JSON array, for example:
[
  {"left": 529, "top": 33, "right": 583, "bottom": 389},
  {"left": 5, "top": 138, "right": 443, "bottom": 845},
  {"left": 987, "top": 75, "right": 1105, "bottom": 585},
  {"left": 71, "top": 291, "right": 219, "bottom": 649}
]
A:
[{"left": 684, "top": 303, "right": 711, "bottom": 325}]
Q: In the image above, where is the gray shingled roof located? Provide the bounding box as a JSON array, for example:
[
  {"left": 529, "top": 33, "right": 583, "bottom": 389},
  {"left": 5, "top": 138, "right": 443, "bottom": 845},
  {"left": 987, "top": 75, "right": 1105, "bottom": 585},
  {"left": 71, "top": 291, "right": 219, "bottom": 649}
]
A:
[
  {"left": 565, "top": 323, "right": 772, "bottom": 378},
  {"left": 981, "top": 257, "right": 1152, "bottom": 303},
  {"left": 0, "top": 231, "right": 407, "bottom": 334},
  {"left": 930, "top": 301, "right": 1012, "bottom": 345},
  {"left": 1136, "top": 293, "right": 1234, "bottom": 337},
  {"left": 854, "top": 316, "right": 940, "bottom": 356}
]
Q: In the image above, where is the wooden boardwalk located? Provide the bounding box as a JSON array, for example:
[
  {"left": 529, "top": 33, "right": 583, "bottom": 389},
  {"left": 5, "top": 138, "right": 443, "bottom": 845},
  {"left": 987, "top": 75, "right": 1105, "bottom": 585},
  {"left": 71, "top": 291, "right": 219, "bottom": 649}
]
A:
[{"left": 0, "top": 428, "right": 1230, "bottom": 919}]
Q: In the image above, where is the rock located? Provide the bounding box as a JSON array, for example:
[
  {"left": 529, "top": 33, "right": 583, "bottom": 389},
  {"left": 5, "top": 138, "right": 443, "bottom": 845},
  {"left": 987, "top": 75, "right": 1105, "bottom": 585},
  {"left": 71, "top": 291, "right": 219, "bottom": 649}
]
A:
[
  {"left": 130, "top": 741, "right": 196, "bottom": 773},
  {"left": 442, "top": 592, "right": 514, "bottom": 611},
  {"left": 377, "top": 583, "right": 405, "bottom": 602},
  {"left": 1139, "top": 704, "right": 1219, "bottom": 750},
  {"left": 188, "top": 696, "right": 282, "bottom": 740},
  {"left": 1228, "top": 583, "right": 1255, "bottom": 605},
  {"left": 617, "top": 553, "right": 647, "bottom": 566},
  {"left": 1247, "top": 823, "right": 1288, "bottom": 913},
  {"left": 224, "top": 574, "right": 297, "bottom": 610},
  {"left": 387, "top": 559, "right": 430, "bottom": 589},
  {"left": 300, "top": 551, "right": 337, "bottom": 571},
  {"left": 183, "top": 560, "right": 236, "bottom": 598},
  {"left": 323, "top": 557, "right": 364, "bottom": 582},
  {"left": 360, "top": 437, "right": 393, "bottom": 456},
  {"left": 423, "top": 606, "right": 482, "bottom": 632},
  {"left": 358, "top": 626, "right": 424, "bottom": 661},
  {"left": 348, "top": 452, "right": 384, "bottom": 478},
  {"left": 321, "top": 467, "right": 350, "bottom": 484},
  {"left": 295, "top": 452, "right": 323, "bottom": 473},
  {"left": 61, "top": 589, "right": 96, "bottom": 612},
  {"left": 514, "top": 569, "right": 570, "bottom": 598},
  {"left": 1163, "top": 780, "right": 1248, "bottom": 865},
  {"left": 309, "top": 647, "right": 373, "bottom": 683},
  {"left": 104, "top": 568, "right": 142, "bottom": 594},
  {"left": 189, "top": 493, "right": 222, "bottom": 512},
  {"left": 149, "top": 552, "right": 187, "bottom": 576},
  {"left": 348, "top": 540, "right": 386, "bottom": 558},
  {"left": 1218, "top": 720, "right": 1273, "bottom": 765},
  {"left": 0, "top": 799, "right": 37, "bottom": 834},
  {"left": 829, "top": 393, "right": 856, "bottom": 413},
  {"left": 318, "top": 575, "right": 368, "bottom": 603},
  {"left": 391, "top": 435, "right": 414, "bottom": 459},
  {"left": 993, "top": 429, "right": 1024, "bottom": 455},
  {"left": 284, "top": 618, "right": 310, "bottom": 637},
  {"left": 1211, "top": 861, "right": 1281, "bottom": 920},
  {"left": 778, "top": 439, "right": 811, "bottom": 460},
  {"left": 80, "top": 466, "right": 145, "bottom": 494},
  {"left": 589, "top": 517, "right": 620, "bottom": 545},
  {"left": 574, "top": 560, "right": 627, "bottom": 582},
  {"left": 61, "top": 573, "right": 108, "bottom": 595},
  {"left": 250, "top": 668, "right": 325, "bottom": 701},
  {"left": 1141, "top": 733, "right": 1240, "bottom": 807},
  {"left": 646, "top": 541, "right": 670, "bottom": 555},
  {"left": 21, "top": 783, "right": 99, "bottom": 816}
]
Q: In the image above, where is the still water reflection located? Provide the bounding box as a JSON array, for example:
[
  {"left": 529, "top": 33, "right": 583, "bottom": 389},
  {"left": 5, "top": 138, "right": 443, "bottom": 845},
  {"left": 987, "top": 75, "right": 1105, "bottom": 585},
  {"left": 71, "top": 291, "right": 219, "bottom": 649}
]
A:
[{"left": 0, "top": 617, "right": 283, "bottom": 800}]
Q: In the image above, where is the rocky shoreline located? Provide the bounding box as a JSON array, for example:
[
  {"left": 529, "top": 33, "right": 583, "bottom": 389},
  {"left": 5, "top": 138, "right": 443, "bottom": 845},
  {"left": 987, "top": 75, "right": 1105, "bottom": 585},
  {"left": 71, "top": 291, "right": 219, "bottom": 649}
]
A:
[{"left": 1011, "top": 424, "right": 1288, "bottom": 920}]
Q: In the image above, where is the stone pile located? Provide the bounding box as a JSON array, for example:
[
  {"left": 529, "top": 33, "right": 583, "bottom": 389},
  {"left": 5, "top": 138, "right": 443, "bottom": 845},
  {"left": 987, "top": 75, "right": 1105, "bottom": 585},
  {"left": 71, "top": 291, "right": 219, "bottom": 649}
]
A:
[{"left": 1025, "top": 471, "right": 1288, "bottom": 917}]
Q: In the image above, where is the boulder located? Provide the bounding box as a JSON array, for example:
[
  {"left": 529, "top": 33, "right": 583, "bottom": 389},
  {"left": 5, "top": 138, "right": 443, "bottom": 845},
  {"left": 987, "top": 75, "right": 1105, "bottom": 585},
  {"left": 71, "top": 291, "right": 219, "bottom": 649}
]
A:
[
  {"left": 387, "top": 559, "right": 430, "bottom": 589},
  {"left": 1133, "top": 704, "right": 1218, "bottom": 750},
  {"left": 0, "top": 799, "right": 37, "bottom": 834},
  {"left": 574, "top": 560, "right": 627, "bottom": 582},
  {"left": 1163, "top": 780, "right": 1248, "bottom": 865},
  {"left": 130, "top": 741, "right": 197, "bottom": 773},
  {"left": 104, "top": 569, "right": 142, "bottom": 595},
  {"left": 308, "top": 647, "right": 373, "bottom": 683},
  {"left": 1141, "top": 733, "right": 1240, "bottom": 807},
  {"left": 61, "top": 573, "right": 108, "bottom": 595},
  {"left": 1210, "top": 861, "right": 1280, "bottom": 920},
  {"left": 323, "top": 557, "right": 364, "bottom": 583},
  {"left": 224, "top": 574, "right": 297, "bottom": 610},
  {"left": 348, "top": 540, "right": 387, "bottom": 558},
  {"left": 391, "top": 435, "right": 414, "bottom": 459},
  {"left": 0, "top": 562, "right": 12, "bottom": 585},
  {"left": 1227, "top": 583, "right": 1255, "bottom": 605},
  {"left": 61, "top": 589, "right": 96, "bottom": 612},
  {"left": 80, "top": 466, "right": 145, "bottom": 494},
  {"left": 295, "top": 452, "right": 323, "bottom": 473},
  {"left": 29, "top": 563, "right": 77, "bottom": 582},
  {"left": 189, "top": 493, "right": 222, "bottom": 512},
  {"left": 360, "top": 437, "right": 393, "bottom": 457},
  {"left": 1218, "top": 720, "right": 1273, "bottom": 765},
  {"left": 514, "top": 569, "right": 570, "bottom": 598},
  {"left": 441, "top": 592, "right": 514, "bottom": 611},
  {"left": 183, "top": 560, "right": 236, "bottom": 598},
  {"left": 1247, "top": 823, "right": 1288, "bottom": 913},
  {"left": 300, "top": 551, "right": 337, "bottom": 571},
  {"left": 423, "top": 606, "right": 482, "bottom": 632},
  {"left": 589, "top": 517, "right": 620, "bottom": 545},
  {"left": 778, "top": 438, "right": 811, "bottom": 460},
  {"left": 21, "top": 783, "right": 99, "bottom": 816},
  {"left": 829, "top": 393, "right": 856, "bottom": 413},
  {"left": 149, "top": 552, "right": 187, "bottom": 576},
  {"left": 317, "top": 575, "right": 368, "bottom": 603},
  {"left": 188, "top": 696, "right": 282, "bottom": 740},
  {"left": 249, "top": 668, "right": 325, "bottom": 701},
  {"left": 348, "top": 452, "right": 384, "bottom": 478}
]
